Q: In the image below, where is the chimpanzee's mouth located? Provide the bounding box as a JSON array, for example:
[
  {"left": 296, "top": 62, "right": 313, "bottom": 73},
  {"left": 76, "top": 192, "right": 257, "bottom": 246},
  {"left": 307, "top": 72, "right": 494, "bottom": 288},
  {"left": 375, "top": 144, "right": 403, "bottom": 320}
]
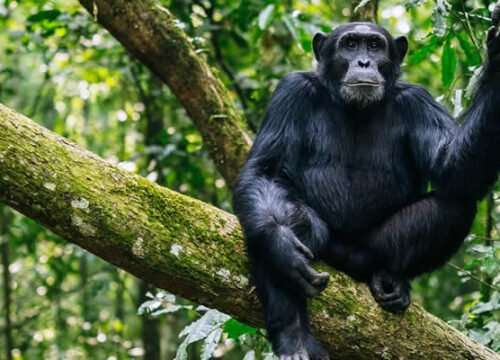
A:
[{"left": 344, "top": 81, "right": 382, "bottom": 87}]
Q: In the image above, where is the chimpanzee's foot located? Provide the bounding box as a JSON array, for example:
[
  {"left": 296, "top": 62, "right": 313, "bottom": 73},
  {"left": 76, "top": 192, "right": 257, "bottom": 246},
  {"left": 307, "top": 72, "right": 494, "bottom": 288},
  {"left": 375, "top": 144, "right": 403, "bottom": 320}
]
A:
[
  {"left": 274, "top": 326, "right": 329, "bottom": 360},
  {"left": 274, "top": 326, "right": 307, "bottom": 360},
  {"left": 279, "top": 349, "right": 309, "bottom": 360},
  {"left": 303, "top": 332, "right": 330, "bottom": 360},
  {"left": 369, "top": 271, "right": 411, "bottom": 313}
]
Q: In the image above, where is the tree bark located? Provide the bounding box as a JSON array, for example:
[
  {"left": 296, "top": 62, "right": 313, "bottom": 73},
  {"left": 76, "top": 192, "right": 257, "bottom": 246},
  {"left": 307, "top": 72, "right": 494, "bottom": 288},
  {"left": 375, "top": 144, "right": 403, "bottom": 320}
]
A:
[
  {"left": 78, "top": 0, "right": 252, "bottom": 185},
  {"left": 0, "top": 104, "right": 498, "bottom": 360}
]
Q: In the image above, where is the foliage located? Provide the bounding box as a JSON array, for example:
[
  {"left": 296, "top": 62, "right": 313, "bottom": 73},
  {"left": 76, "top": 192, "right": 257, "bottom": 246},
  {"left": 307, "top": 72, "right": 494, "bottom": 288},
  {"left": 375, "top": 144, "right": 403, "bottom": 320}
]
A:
[
  {"left": 0, "top": 0, "right": 498, "bottom": 358},
  {"left": 138, "top": 291, "right": 273, "bottom": 359}
]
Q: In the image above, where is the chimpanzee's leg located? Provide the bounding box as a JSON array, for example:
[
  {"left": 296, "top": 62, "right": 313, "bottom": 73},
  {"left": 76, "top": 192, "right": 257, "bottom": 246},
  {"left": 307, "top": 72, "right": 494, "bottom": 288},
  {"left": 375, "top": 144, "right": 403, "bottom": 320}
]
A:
[
  {"left": 240, "top": 179, "right": 331, "bottom": 358},
  {"left": 324, "top": 193, "right": 476, "bottom": 313},
  {"left": 365, "top": 193, "right": 476, "bottom": 277},
  {"left": 251, "top": 261, "right": 330, "bottom": 360},
  {"left": 365, "top": 193, "right": 476, "bottom": 311}
]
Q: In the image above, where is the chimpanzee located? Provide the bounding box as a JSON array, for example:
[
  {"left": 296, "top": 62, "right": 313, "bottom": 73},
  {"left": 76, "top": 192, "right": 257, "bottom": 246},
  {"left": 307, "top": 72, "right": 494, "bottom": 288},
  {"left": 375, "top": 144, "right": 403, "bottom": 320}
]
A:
[{"left": 233, "top": 7, "right": 500, "bottom": 360}]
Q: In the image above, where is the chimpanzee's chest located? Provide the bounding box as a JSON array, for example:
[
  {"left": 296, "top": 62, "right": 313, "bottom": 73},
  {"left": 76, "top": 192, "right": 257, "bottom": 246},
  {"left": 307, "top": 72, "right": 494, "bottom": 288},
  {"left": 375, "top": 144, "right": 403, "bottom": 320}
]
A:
[{"left": 290, "top": 110, "right": 418, "bottom": 232}]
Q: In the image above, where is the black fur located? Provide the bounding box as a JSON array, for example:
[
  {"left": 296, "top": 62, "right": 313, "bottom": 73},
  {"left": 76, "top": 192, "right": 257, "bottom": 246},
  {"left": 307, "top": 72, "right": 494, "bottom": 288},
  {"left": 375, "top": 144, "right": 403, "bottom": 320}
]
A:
[{"left": 233, "top": 21, "right": 500, "bottom": 360}]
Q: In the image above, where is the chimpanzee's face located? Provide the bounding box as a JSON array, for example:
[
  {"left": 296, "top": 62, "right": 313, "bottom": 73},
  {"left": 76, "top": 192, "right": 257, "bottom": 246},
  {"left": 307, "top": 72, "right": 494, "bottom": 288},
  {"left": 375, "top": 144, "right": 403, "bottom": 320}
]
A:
[{"left": 313, "top": 23, "right": 408, "bottom": 108}]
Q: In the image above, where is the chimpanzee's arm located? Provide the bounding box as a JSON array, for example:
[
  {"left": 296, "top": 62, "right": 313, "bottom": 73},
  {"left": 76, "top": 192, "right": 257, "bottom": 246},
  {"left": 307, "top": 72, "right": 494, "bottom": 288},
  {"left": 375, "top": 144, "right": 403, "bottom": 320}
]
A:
[
  {"left": 362, "top": 23, "right": 500, "bottom": 312},
  {"left": 405, "top": 25, "right": 500, "bottom": 200},
  {"left": 364, "top": 62, "right": 500, "bottom": 277},
  {"left": 233, "top": 72, "right": 330, "bottom": 297}
]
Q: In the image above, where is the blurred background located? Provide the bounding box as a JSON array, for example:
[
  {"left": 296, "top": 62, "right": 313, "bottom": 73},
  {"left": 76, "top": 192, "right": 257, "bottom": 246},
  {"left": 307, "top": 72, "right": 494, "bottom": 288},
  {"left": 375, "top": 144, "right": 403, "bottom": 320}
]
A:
[{"left": 0, "top": 0, "right": 498, "bottom": 358}]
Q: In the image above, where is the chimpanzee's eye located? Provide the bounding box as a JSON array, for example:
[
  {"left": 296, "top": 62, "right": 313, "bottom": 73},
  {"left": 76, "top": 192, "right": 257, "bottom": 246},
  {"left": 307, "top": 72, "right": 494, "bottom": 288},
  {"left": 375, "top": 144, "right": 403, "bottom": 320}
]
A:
[
  {"left": 368, "top": 39, "right": 379, "bottom": 49},
  {"left": 346, "top": 38, "right": 357, "bottom": 49}
]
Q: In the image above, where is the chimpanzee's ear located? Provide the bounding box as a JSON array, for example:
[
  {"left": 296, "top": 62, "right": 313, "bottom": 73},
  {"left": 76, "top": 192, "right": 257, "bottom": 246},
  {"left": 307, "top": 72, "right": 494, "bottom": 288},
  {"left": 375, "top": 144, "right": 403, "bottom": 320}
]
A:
[
  {"left": 395, "top": 36, "right": 408, "bottom": 63},
  {"left": 313, "top": 32, "right": 327, "bottom": 61}
]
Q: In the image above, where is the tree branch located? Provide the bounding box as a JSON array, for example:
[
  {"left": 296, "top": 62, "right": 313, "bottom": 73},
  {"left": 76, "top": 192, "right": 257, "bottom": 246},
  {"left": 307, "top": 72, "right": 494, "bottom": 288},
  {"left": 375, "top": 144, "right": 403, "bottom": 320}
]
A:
[
  {"left": 78, "top": 0, "right": 253, "bottom": 185},
  {"left": 0, "top": 104, "right": 498, "bottom": 360}
]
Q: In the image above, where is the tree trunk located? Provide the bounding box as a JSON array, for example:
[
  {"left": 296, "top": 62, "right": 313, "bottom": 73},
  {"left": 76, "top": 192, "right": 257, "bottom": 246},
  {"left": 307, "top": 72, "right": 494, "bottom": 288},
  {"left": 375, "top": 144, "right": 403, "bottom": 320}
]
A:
[
  {"left": 0, "top": 104, "right": 498, "bottom": 360},
  {"left": 78, "top": 0, "right": 252, "bottom": 185},
  {"left": 0, "top": 206, "right": 13, "bottom": 360},
  {"left": 136, "top": 68, "right": 164, "bottom": 360},
  {"left": 112, "top": 270, "right": 125, "bottom": 321},
  {"left": 139, "top": 282, "right": 161, "bottom": 360}
]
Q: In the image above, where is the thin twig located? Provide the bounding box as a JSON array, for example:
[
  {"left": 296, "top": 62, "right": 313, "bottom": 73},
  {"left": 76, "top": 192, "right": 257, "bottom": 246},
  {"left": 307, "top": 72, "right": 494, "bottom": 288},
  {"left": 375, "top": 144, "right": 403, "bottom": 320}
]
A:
[
  {"left": 447, "top": 263, "right": 500, "bottom": 292},
  {"left": 459, "top": 3, "right": 482, "bottom": 54}
]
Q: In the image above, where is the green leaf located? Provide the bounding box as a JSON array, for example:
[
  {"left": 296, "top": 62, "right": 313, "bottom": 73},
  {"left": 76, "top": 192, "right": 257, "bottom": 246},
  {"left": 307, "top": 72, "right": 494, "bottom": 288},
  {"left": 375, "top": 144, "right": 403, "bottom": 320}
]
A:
[
  {"left": 175, "top": 309, "right": 230, "bottom": 360},
  {"left": 442, "top": 38, "right": 457, "bottom": 88},
  {"left": 465, "top": 65, "right": 483, "bottom": 99},
  {"left": 353, "top": 0, "right": 371, "bottom": 14},
  {"left": 223, "top": 318, "right": 257, "bottom": 339},
  {"left": 258, "top": 5, "right": 275, "bottom": 30},
  {"left": 433, "top": 0, "right": 449, "bottom": 37},
  {"left": 456, "top": 32, "right": 482, "bottom": 67},
  {"left": 243, "top": 351, "right": 256, "bottom": 360},
  {"left": 406, "top": 0, "right": 425, "bottom": 7},
  {"left": 137, "top": 299, "right": 162, "bottom": 315},
  {"left": 408, "top": 35, "right": 441, "bottom": 65},
  {"left": 283, "top": 15, "right": 300, "bottom": 49},
  {"left": 200, "top": 328, "right": 223, "bottom": 360},
  {"left": 469, "top": 244, "right": 492, "bottom": 255},
  {"left": 27, "top": 9, "right": 61, "bottom": 23}
]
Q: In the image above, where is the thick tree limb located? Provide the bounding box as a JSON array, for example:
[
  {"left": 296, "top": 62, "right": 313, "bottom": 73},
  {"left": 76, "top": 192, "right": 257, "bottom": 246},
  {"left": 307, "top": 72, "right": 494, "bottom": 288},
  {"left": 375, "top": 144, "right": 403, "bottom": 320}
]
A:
[
  {"left": 78, "top": 0, "right": 253, "bottom": 185},
  {"left": 0, "top": 104, "right": 498, "bottom": 359}
]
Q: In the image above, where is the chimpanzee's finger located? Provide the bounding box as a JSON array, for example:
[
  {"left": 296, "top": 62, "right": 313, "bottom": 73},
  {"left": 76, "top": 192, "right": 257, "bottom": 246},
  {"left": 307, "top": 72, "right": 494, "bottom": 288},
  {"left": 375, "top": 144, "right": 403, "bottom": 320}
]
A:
[
  {"left": 298, "top": 263, "right": 329, "bottom": 290},
  {"left": 290, "top": 236, "right": 314, "bottom": 260},
  {"left": 369, "top": 275, "right": 384, "bottom": 298},
  {"left": 290, "top": 269, "right": 321, "bottom": 297},
  {"left": 379, "top": 295, "right": 411, "bottom": 314}
]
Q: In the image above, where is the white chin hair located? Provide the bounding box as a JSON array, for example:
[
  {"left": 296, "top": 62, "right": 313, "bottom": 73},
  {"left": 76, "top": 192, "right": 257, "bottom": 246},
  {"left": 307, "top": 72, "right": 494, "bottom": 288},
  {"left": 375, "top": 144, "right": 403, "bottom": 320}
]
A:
[{"left": 340, "top": 85, "right": 385, "bottom": 108}]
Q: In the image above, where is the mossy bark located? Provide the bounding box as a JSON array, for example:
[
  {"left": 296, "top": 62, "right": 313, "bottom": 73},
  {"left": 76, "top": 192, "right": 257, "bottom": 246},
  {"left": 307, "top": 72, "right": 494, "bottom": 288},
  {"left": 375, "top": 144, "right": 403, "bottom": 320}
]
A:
[
  {"left": 78, "top": 0, "right": 253, "bottom": 185},
  {"left": 0, "top": 104, "right": 498, "bottom": 360}
]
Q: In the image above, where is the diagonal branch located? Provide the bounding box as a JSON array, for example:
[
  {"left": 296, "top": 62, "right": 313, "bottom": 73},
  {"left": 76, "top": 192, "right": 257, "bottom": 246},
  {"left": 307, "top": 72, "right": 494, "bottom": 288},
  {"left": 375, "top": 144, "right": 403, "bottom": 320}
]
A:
[
  {"left": 0, "top": 104, "right": 498, "bottom": 360},
  {"left": 78, "top": 0, "right": 253, "bottom": 185}
]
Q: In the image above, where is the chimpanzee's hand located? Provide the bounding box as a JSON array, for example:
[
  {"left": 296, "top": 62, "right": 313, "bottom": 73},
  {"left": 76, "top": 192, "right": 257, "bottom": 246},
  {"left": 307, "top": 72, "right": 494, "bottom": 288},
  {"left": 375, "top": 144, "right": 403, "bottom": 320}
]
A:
[
  {"left": 487, "top": 3, "right": 500, "bottom": 67},
  {"left": 369, "top": 271, "right": 411, "bottom": 314},
  {"left": 275, "top": 233, "right": 330, "bottom": 297}
]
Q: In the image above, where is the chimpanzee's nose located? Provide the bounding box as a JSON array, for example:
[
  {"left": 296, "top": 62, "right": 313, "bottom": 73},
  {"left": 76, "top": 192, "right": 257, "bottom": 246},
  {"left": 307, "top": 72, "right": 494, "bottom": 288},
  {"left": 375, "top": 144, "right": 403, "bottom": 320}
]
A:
[{"left": 358, "top": 59, "right": 371, "bottom": 68}]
